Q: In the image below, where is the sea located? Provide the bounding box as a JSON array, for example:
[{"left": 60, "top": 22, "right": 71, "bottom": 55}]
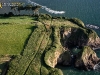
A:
[{"left": 0, "top": 0, "right": 100, "bottom": 75}]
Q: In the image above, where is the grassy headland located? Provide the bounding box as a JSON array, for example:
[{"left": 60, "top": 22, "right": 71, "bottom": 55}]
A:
[{"left": 0, "top": 14, "right": 100, "bottom": 75}]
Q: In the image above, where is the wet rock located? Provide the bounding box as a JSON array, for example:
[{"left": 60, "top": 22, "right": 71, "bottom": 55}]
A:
[
  {"left": 75, "top": 46, "right": 100, "bottom": 70},
  {"left": 57, "top": 51, "right": 72, "bottom": 66}
]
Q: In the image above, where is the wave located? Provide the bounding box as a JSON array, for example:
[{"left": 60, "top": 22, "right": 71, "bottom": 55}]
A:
[
  {"left": 86, "top": 24, "right": 99, "bottom": 29},
  {"left": 93, "top": 62, "right": 100, "bottom": 71},
  {"left": 26, "top": 0, "right": 65, "bottom": 14}
]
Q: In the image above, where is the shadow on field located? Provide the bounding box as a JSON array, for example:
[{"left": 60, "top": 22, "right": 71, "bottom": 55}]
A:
[{"left": 20, "top": 26, "right": 37, "bottom": 55}]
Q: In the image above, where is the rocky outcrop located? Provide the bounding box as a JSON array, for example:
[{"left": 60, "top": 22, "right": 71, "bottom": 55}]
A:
[
  {"left": 38, "top": 15, "right": 100, "bottom": 71},
  {"left": 57, "top": 51, "right": 72, "bottom": 66},
  {"left": 45, "top": 50, "right": 62, "bottom": 68},
  {"left": 59, "top": 26, "right": 100, "bottom": 70},
  {"left": 75, "top": 46, "right": 100, "bottom": 70},
  {"left": 60, "top": 27, "right": 100, "bottom": 49},
  {"left": 87, "top": 35, "right": 100, "bottom": 50},
  {"left": 60, "top": 27, "right": 72, "bottom": 47}
]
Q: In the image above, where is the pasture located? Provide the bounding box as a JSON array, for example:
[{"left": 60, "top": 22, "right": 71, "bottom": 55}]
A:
[{"left": 0, "top": 16, "right": 35, "bottom": 55}]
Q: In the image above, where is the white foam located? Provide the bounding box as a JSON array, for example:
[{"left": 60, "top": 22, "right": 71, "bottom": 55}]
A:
[
  {"left": 86, "top": 24, "right": 99, "bottom": 29},
  {"left": 26, "top": 0, "right": 65, "bottom": 14},
  {"left": 93, "top": 62, "right": 100, "bottom": 71}
]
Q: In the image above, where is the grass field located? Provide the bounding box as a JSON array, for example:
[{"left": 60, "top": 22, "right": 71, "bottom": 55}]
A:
[{"left": 0, "top": 16, "right": 35, "bottom": 55}]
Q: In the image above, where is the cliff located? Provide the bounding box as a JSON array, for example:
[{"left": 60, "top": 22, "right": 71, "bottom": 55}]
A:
[
  {"left": 75, "top": 46, "right": 100, "bottom": 70},
  {"left": 4, "top": 14, "right": 100, "bottom": 75},
  {"left": 61, "top": 26, "right": 100, "bottom": 49}
]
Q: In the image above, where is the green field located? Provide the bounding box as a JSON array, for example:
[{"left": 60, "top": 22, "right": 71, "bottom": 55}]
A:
[{"left": 0, "top": 16, "right": 35, "bottom": 55}]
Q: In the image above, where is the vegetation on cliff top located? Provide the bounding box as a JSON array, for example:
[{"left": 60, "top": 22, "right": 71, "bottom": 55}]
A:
[{"left": 0, "top": 14, "right": 100, "bottom": 75}]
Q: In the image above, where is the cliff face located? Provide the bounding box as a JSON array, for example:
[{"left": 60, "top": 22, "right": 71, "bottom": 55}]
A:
[
  {"left": 59, "top": 20, "right": 100, "bottom": 70},
  {"left": 57, "top": 51, "right": 72, "bottom": 66},
  {"left": 61, "top": 27, "right": 100, "bottom": 50},
  {"left": 45, "top": 49, "right": 62, "bottom": 68},
  {"left": 75, "top": 46, "right": 100, "bottom": 70},
  {"left": 87, "top": 35, "right": 100, "bottom": 49}
]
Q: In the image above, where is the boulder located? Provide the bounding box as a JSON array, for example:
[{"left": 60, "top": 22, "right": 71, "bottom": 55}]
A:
[
  {"left": 75, "top": 46, "right": 100, "bottom": 70},
  {"left": 57, "top": 51, "right": 72, "bottom": 66}
]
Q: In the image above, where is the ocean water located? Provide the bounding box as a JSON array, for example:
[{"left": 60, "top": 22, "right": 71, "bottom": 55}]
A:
[{"left": 0, "top": 0, "right": 100, "bottom": 75}]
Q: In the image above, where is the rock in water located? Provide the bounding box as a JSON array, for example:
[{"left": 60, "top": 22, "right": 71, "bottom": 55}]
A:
[
  {"left": 57, "top": 51, "right": 72, "bottom": 66},
  {"left": 94, "top": 62, "right": 100, "bottom": 71},
  {"left": 75, "top": 46, "right": 100, "bottom": 70}
]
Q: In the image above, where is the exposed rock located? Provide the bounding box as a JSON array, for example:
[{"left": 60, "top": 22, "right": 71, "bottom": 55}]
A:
[
  {"left": 75, "top": 46, "right": 100, "bottom": 70},
  {"left": 61, "top": 27, "right": 100, "bottom": 49},
  {"left": 87, "top": 35, "right": 100, "bottom": 50},
  {"left": 44, "top": 48, "right": 62, "bottom": 68},
  {"left": 57, "top": 50, "right": 72, "bottom": 66},
  {"left": 59, "top": 26, "right": 100, "bottom": 70},
  {"left": 60, "top": 27, "right": 72, "bottom": 47}
]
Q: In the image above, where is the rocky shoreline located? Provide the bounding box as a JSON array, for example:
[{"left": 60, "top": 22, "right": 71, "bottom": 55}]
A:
[
  {"left": 56, "top": 21, "right": 100, "bottom": 71},
  {"left": 38, "top": 14, "right": 100, "bottom": 71},
  {"left": 0, "top": 14, "right": 100, "bottom": 75}
]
